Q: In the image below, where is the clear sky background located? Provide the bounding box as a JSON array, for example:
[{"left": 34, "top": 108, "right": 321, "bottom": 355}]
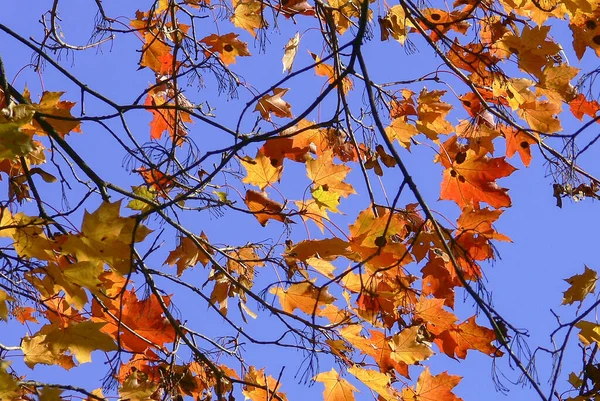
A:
[{"left": 2, "top": 1, "right": 600, "bottom": 400}]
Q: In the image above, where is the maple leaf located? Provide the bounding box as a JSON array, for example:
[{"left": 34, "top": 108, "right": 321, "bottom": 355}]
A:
[
  {"left": 200, "top": 33, "right": 251, "bottom": 65},
  {"left": 517, "top": 100, "right": 562, "bottom": 134},
  {"left": 416, "top": 89, "right": 454, "bottom": 140},
  {"left": 385, "top": 118, "right": 418, "bottom": 149},
  {"left": 307, "top": 150, "right": 355, "bottom": 198},
  {"left": 295, "top": 198, "right": 331, "bottom": 232},
  {"left": 379, "top": 5, "right": 411, "bottom": 44},
  {"left": 241, "top": 151, "right": 283, "bottom": 190},
  {"left": 576, "top": 321, "right": 600, "bottom": 346},
  {"left": 37, "top": 321, "right": 117, "bottom": 364},
  {"left": 309, "top": 51, "right": 353, "bottom": 94},
  {"left": 135, "top": 166, "right": 175, "bottom": 194},
  {"left": 570, "top": 93, "right": 600, "bottom": 120},
  {"left": 244, "top": 190, "right": 288, "bottom": 226},
  {"left": 413, "top": 298, "right": 458, "bottom": 335},
  {"left": 347, "top": 366, "right": 399, "bottom": 401},
  {"left": 325, "top": 0, "right": 368, "bottom": 35},
  {"left": 420, "top": 8, "right": 470, "bottom": 41},
  {"left": 13, "top": 306, "right": 38, "bottom": 324},
  {"left": 255, "top": 88, "right": 293, "bottom": 121},
  {"left": 243, "top": 366, "right": 288, "bottom": 401},
  {"left": 0, "top": 361, "right": 23, "bottom": 399},
  {"left": 59, "top": 200, "right": 152, "bottom": 275},
  {"left": 438, "top": 136, "right": 516, "bottom": 209},
  {"left": 495, "top": 26, "right": 561, "bottom": 77},
  {"left": 127, "top": 185, "right": 157, "bottom": 213},
  {"left": 92, "top": 289, "right": 176, "bottom": 354},
  {"left": 164, "top": 232, "right": 213, "bottom": 276},
  {"left": 0, "top": 289, "right": 13, "bottom": 321},
  {"left": 315, "top": 368, "right": 359, "bottom": 401},
  {"left": 261, "top": 119, "right": 328, "bottom": 163},
  {"left": 503, "top": 125, "right": 537, "bottom": 167},
  {"left": 563, "top": 266, "right": 598, "bottom": 305},
  {"left": 270, "top": 281, "right": 336, "bottom": 314},
  {"left": 434, "top": 316, "right": 501, "bottom": 359},
  {"left": 144, "top": 87, "right": 193, "bottom": 143},
  {"left": 536, "top": 65, "right": 579, "bottom": 103},
  {"left": 421, "top": 254, "right": 459, "bottom": 307},
  {"left": 312, "top": 186, "right": 342, "bottom": 215},
  {"left": 454, "top": 205, "right": 511, "bottom": 261},
  {"left": 0, "top": 103, "right": 36, "bottom": 159},
  {"left": 340, "top": 326, "right": 409, "bottom": 377},
  {"left": 232, "top": 0, "right": 266, "bottom": 37},
  {"left": 389, "top": 326, "right": 434, "bottom": 365},
  {"left": 140, "top": 33, "right": 174, "bottom": 74},
  {"left": 21, "top": 91, "right": 81, "bottom": 138},
  {"left": 119, "top": 370, "right": 158, "bottom": 401},
  {"left": 278, "top": 0, "right": 315, "bottom": 17},
  {"left": 402, "top": 367, "right": 462, "bottom": 401},
  {"left": 286, "top": 238, "right": 349, "bottom": 261},
  {"left": 21, "top": 334, "right": 76, "bottom": 370}
]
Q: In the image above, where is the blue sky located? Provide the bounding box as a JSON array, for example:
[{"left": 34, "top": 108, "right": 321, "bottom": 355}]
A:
[{"left": 2, "top": 1, "right": 600, "bottom": 400}]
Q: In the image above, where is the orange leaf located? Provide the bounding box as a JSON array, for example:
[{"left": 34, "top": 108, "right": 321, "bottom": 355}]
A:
[
  {"left": 244, "top": 190, "right": 287, "bottom": 226},
  {"left": 439, "top": 136, "right": 516, "bottom": 209},
  {"left": 570, "top": 93, "right": 600, "bottom": 121},
  {"left": 92, "top": 289, "right": 176, "bottom": 355},
  {"left": 270, "top": 281, "right": 336, "bottom": 314},
  {"left": 164, "top": 232, "right": 213, "bottom": 276},
  {"left": 200, "top": 33, "right": 251, "bottom": 65},
  {"left": 402, "top": 367, "right": 462, "bottom": 401},
  {"left": 340, "top": 326, "right": 409, "bottom": 377},
  {"left": 141, "top": 33, "right": 174, "bottom": 74},
  {"left": 308, "top": 51, "right": 353, "bottom": 94},
  {"left": 144, "top": 87, "right": 193, "bottom": 143},
  {"left": 434, "top": 316, "right": 502, "bottom": 359},
  {"left": 22, "top": 91, "right": 81, "bottom": 138},
  {"left": 503, "top": 126, "right": 536, "bottom": 167}
]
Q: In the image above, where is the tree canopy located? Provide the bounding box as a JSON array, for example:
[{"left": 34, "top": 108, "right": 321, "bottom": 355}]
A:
[{"left": 1, "top": 0, "right": 600, "bottom": 400}]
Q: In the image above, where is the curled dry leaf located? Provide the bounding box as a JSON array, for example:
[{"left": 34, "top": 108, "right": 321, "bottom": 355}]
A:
[
  {"left": 254, "top": 88, "right": 293, "bottom": 121},
  {"left": 282, "top": 32, "right": 300, "bottom": 74}
]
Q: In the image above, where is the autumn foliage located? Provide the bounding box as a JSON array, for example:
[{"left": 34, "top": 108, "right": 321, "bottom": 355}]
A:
[{"left": 1, "top": 0, "right": 600, "bottom": 400}]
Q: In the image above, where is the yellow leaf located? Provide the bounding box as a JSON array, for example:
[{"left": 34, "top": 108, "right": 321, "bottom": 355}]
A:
[
  {"left": 385, "top": 118, "right": 418, "bottom": 149},
  {"left": 21, "top": 334, "right": 76, "bottom": 370},
  {"left": 0, "top": 361, "right": 21, "bottom": 399},
  {"left": 315, "top": 368, "right": 359, "bottom": 401},
  {"left": 60, "top": 200, "right": 152, "bottom": 274},
  {"left": 0, "top": 289, "right": 13, "bottom": 321},
  {"left": 563, "top": 266, "right": 598, "bottom": 305},
  {"left": 127, "top": 186, "right": 157, "bottom": 213},
  {"left": 577, "top": 321, "right": 600, "bottom": 346},
  {"left": 389, "top": 326, "right": 434, "bottom": 365},
  {"left": 312, "top": 185, "right": 341, "bottom": 212},
  {"left": 40, "top": 321, "right": 117, "bottom": 364},
  {"left": 39, "top": 386, "right": 63, "bottom": 401},
  {"left": 347, "top": 366, "right": 397, "bottom": 401},
  {"left": 307, "top": 150, "right": 355, "bottom": 198},
  {"left": 241, "top": 151, "right": 283, "bottom": 190},
  {"left": 232, "top": 0, "right": 266, "bottom": 37}
]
